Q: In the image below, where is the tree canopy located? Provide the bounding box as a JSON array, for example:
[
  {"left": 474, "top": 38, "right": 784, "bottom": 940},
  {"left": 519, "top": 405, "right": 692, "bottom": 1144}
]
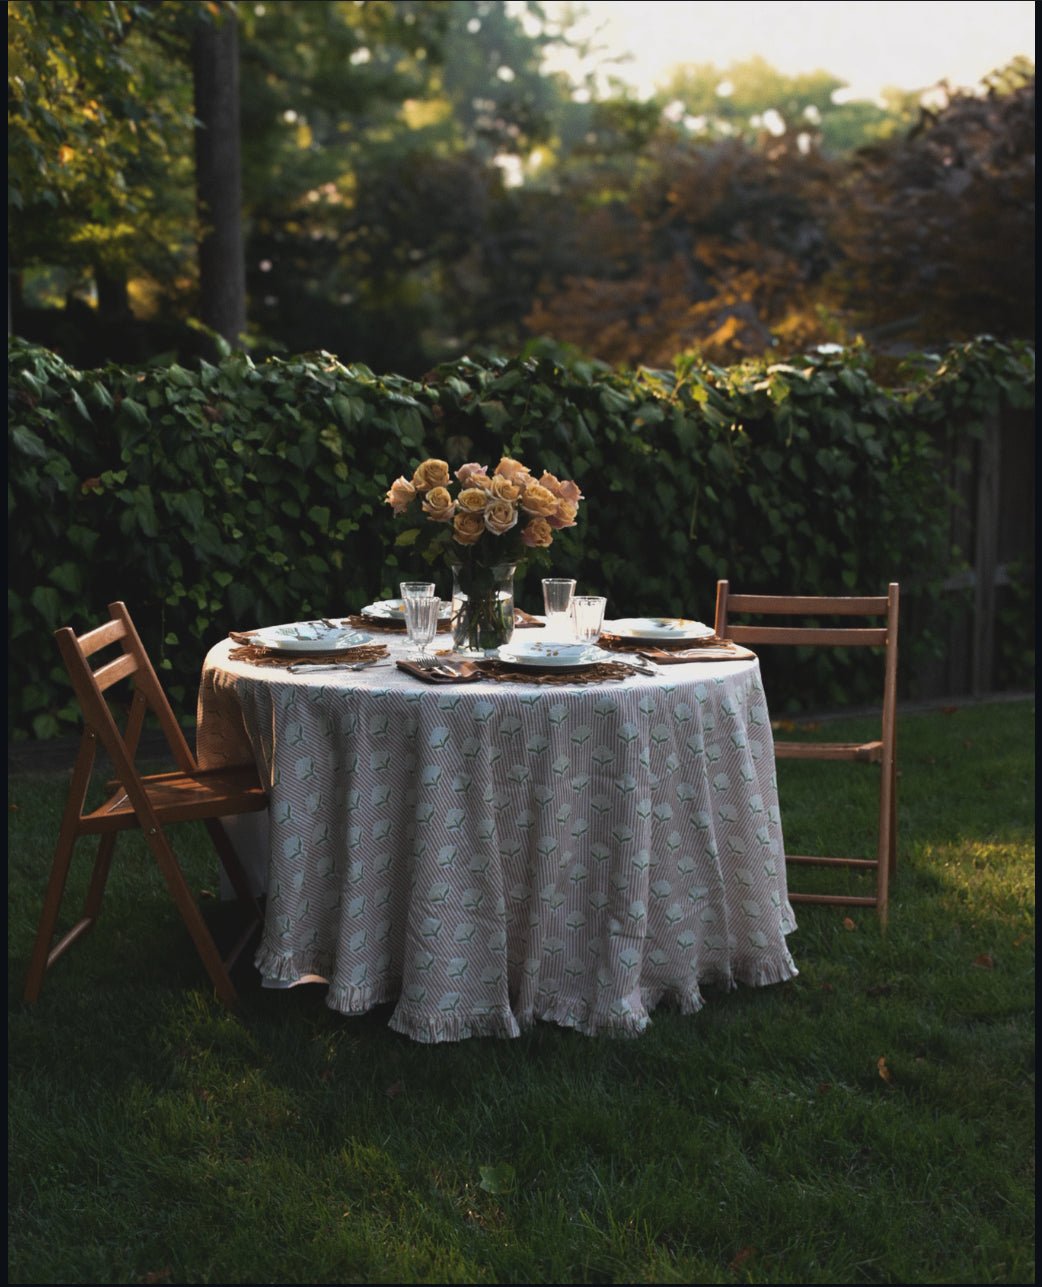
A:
[{"left": 7, "top": 1, "right": 1035, "bottom": 372}]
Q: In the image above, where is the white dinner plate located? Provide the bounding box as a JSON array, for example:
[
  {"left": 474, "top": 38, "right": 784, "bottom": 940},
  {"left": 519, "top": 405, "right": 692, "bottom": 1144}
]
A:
[
  {"left": 361, "top": 598, "right": 453, "bottom": 622},
  {"left": 496, "top": 641, "right": 611, "bottom": 671},
  {"left": 251, "top": 621, "right": 374, "bottom": 653},
  {"left": 608, "top": 616, "right": 715, "bottom": 643}
]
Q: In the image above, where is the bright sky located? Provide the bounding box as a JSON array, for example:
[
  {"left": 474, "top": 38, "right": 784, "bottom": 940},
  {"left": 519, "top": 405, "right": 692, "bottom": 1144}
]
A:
[{"left": 537, "top": 1, "right": 1036, "bottom": 101}]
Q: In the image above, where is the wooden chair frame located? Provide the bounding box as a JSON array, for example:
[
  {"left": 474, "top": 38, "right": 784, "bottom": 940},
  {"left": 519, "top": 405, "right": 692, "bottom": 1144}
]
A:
[
  {"left": 23, "top": 601, "right": 267, "bottom": 1006},
  {"left": 714, "top": 581, "right": 899, "bottom": 924}
]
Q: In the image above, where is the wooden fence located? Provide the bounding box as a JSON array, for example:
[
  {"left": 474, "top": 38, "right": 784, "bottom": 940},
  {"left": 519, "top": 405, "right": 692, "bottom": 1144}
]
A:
[{"left": 907, "top": 404, "right": 1035, "bottom": 699}]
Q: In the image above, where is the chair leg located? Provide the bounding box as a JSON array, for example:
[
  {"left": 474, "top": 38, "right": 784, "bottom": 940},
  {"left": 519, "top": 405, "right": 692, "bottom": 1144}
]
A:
[
  {"left": 23, "top": 829, "right": 81, "bottom": 1003},
  {"left": 82, "top": 832, "right": 118, "bottom": 922},
  {"left": 143, "top": 828, "right": 240, "bottom": 1006},
  {"left": 203, "top": 818, "right": 264, "bottom": 923}
]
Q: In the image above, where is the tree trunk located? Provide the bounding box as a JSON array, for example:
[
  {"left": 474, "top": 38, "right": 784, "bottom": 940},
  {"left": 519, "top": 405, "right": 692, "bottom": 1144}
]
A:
[{"left": 192, "top": 9, "right": 245, "bottom": 356}]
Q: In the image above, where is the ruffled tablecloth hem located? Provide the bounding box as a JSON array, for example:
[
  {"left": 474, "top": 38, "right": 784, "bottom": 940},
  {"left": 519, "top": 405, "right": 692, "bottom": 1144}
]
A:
[
  {"left": 255, "top": 945, "right": 336, "bottom": 983},
  {"left": 387, "top": 1006, "right": 523, "bottom": 1044}
]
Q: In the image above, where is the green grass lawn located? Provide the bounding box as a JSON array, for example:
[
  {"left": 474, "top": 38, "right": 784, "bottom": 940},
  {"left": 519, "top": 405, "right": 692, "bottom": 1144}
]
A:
[{"left": 8, "top": 698, "right": 1035, "bottom": 1285}]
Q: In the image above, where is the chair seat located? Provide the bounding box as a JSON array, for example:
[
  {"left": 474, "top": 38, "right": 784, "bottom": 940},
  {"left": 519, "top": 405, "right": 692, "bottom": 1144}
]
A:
[
  {"left": 774, "top": 739, "right": 883, "bottom": 763},
  {"left": 85, "top": 763, "right": 267, "bottom": 833}
]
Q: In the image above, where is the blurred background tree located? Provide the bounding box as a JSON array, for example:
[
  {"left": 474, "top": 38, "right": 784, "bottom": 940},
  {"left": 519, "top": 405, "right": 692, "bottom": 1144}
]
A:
[{"left": 7, "top": 1, "right": 1035, "bottom": 374}]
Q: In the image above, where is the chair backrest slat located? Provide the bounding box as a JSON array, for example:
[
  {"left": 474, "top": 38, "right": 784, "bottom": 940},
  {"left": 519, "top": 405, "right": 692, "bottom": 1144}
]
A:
[
  {"left": 723, "top": 594, "right": 889, "bottom": 616},
  {"left": 726, "top": 625, "right": 889, "bottom": 647},
  {"left": 77, "top": 616, "right": 128, "bottom": 657},
  {"left": 92, "top": 651, "right": 139, "bottom": 692}
]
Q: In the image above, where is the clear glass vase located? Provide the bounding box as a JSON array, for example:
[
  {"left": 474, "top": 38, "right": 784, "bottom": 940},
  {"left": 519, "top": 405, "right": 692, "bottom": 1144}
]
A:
[{"left": 450, "top": 561, "right": 517, "bottom": 655}]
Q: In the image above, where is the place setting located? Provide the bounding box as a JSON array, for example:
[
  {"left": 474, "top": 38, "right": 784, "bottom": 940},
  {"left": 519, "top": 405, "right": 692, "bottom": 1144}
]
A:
[
  {"left": 227, "top": 620, "right": 391, "bottom": 670},
  {"left": 600, "top": 615, "right": 756, "bottom": 663}
]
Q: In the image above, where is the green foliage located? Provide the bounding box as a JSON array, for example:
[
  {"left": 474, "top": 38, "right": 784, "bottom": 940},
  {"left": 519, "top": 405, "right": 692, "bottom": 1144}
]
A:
[{"left": 7, "top": 335, "right": 1034, "bottom": 740}]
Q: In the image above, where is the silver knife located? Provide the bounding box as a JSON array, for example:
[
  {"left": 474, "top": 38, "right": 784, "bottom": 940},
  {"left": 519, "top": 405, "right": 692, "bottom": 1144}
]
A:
[{"left": 287, "top": 660, "right": 389, "bottom": 674}]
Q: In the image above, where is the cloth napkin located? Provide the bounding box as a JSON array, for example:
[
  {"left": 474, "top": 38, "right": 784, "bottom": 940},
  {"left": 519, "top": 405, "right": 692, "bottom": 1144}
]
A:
[
  {"left": 395, "top": 659, "right": 483, "bottom": 684},
  {"left": 637, "top": 643, "right": 756, "bottom": 664}
]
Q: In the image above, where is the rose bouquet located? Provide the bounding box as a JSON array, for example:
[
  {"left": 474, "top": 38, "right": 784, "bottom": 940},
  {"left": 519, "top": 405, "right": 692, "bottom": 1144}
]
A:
[{"left": 385, "top": 456, "right": 584, "bottom": 652}]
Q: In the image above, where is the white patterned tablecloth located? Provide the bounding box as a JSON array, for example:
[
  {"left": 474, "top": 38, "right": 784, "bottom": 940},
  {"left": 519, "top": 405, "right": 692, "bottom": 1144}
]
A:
[{"left": 197, "top": 634, "right": 797, "bottom": 1042}]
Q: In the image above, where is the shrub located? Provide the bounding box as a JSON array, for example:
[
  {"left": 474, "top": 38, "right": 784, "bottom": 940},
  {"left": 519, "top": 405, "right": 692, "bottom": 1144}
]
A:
[{"left": 7, "top": 335, "right": 1033, "bottom": 740}]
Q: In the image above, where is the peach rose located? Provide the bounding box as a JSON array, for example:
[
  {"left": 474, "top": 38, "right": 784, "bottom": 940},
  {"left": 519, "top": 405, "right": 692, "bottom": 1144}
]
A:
[
  {"left": 494, "top": 456, "right": 533, "bottom": 487},
  {"left": 452, "top": 511, "right": 485, "bottom": 546},
  {"left": 547, "top": 498, "right": 579, "bottom": 530},
  {"left": 520, "top": 517, "right": 554, "bottom": 548},
  {"left": 421, "top": 485, "right": 455, "bottom": 522},
  {"left": 457, "top": 487, "right": 489, "bottom": 513},
  {"left": 411, "top": 458, "right": 450, "bottom": 492},
  {"left": 385, "top": 475, "right": 416, "bottom": 514},
  {"left": 484, "top": 499, "right": 518, "bottom": 535},
  {"left": 519, "top": 482, "right": 559, "bottom": 518},
  {"left": 538, "top": 471, "right": 583, "bottom": 506},
  {"left": 488, "top": 474, "right": 521, "bottom": 502},
  {"left": 455, "top": 461, "right": 490, "bottom": 488}
]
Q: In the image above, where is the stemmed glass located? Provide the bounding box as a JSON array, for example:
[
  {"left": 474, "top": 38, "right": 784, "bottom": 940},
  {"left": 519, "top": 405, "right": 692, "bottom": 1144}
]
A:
[{"left": 403, "top": 595, "right": 440, "bottom": 660}]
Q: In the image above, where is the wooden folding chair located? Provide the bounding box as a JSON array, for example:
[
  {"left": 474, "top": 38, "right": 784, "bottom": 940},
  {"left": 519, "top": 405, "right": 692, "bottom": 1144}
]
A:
[
  {"left": 714, "top": 581, "right": 899, "bottom": 924},
  {"left": 23, "top": 601, "right": 268, "bottom": 1006}
]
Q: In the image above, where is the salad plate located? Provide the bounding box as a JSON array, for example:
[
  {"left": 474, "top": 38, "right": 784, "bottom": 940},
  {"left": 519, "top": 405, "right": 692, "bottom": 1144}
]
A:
[
  {"left": 361, "top": 598, "right": 453, "bottom": 623},
  {"left": 608, "top": 617, "right": 715, "bottom": 643},
  {"left": 251, "top": 622, "right": 374, "bottom": 653},
  {"left": 495, "top": 640, "right": 611, "bottom": 672}
]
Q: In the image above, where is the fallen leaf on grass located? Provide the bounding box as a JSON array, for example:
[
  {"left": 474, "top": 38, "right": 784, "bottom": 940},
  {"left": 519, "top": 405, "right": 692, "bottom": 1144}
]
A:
[
  {"left": 478, "top": 1162, "right": 516, "bottom": 1195},
  {"left": 140, "top": 1270, "right": 172, "bottom": 1284},
  {"left": 940, "top": 706, "right": 960, "bottom": 715},
  {"left": 1013, "top": 934, "right": 1030, "bottom": 948},
  {"left": 820, "top": 982, "right": 835, "bottom": 992},
  {"left": 877, "top": 1055, "right": 894, "bottom": 1086},
  {"left": 385, "top": 1080, "right": 403, "bottom": 1099},
  {"left": 729, "top": 1246, "right": 756, "bottom": 1272},
  {"left": 972, "top": 953, "right": 996, "bottom": 969},
  {"left": 842, "top": 916, "right": 857, "bottom": 931},
  {"left": 319, "top": 1068, "right": 334, "bottom": 1084},
  {"left": 817, "top": 1082, "right": 832, "bottom": 1095},
  {"left": 865, "top": 983, "right": 893, "bottom": 997}
]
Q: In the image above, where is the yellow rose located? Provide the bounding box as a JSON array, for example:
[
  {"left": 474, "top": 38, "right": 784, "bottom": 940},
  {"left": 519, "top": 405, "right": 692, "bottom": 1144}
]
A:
[
  {"left": 520, "top": 517, "right": 554, "bottom": 549},
  {"left": 519, "top": 482, "right": 558, "bottom": 518},
  {"left": 494, "top": 456, "right": 533, "bottom": 487},
  {"left": 455, "top": 462, "right": 490, "bottom": 488},
  {"left": 411, "top": 458, "right": 450, "bottom": 493},
  {"left": 452, "top": 511, "right": 485, "bottom": 546},
  {"left": 421, "top": 486, "right": 455, "bottom": 523},
  {"left": 484, "top": 499, "right": 518, "bottom": 535},
  {"left": 385, "top": 475, "right": 416, "bottom": 514},
  {"left": 488, "top": 475, "right": 521, "bottom": 502},
  {"left": 546, "top": 498, "right": 578, "bottom": 530},
  {"left": 457, "top": 487, "right": 489, "bottom": 513},
  {"left": 538, "top": 471, "right": 583, "bottom": 506}
]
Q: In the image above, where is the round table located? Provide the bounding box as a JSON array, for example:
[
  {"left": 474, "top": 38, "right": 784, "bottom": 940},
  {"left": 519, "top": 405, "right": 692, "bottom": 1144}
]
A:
[{"left": 196, "top": 632, "right": 798, "bottom": 1042}]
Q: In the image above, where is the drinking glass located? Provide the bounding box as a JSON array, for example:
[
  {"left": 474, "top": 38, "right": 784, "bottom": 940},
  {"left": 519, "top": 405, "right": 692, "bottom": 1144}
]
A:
[
  {"left": 400, "top": 580, "right": 436, "bottom": 600},
  {"left": 571, "top": 595, "right": 607, "bottom": 644},
  {"left": 542, "top": 578, "right": 576, "bottom": 641},
  {"left": 403, "top": 595, "right": 441, "bottom": 659}
]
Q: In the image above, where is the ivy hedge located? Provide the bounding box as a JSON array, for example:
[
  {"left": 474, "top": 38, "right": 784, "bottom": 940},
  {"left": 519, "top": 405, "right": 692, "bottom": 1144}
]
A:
[{"left": 7, "top": 334, "right": 1034, "bottom": 741}]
